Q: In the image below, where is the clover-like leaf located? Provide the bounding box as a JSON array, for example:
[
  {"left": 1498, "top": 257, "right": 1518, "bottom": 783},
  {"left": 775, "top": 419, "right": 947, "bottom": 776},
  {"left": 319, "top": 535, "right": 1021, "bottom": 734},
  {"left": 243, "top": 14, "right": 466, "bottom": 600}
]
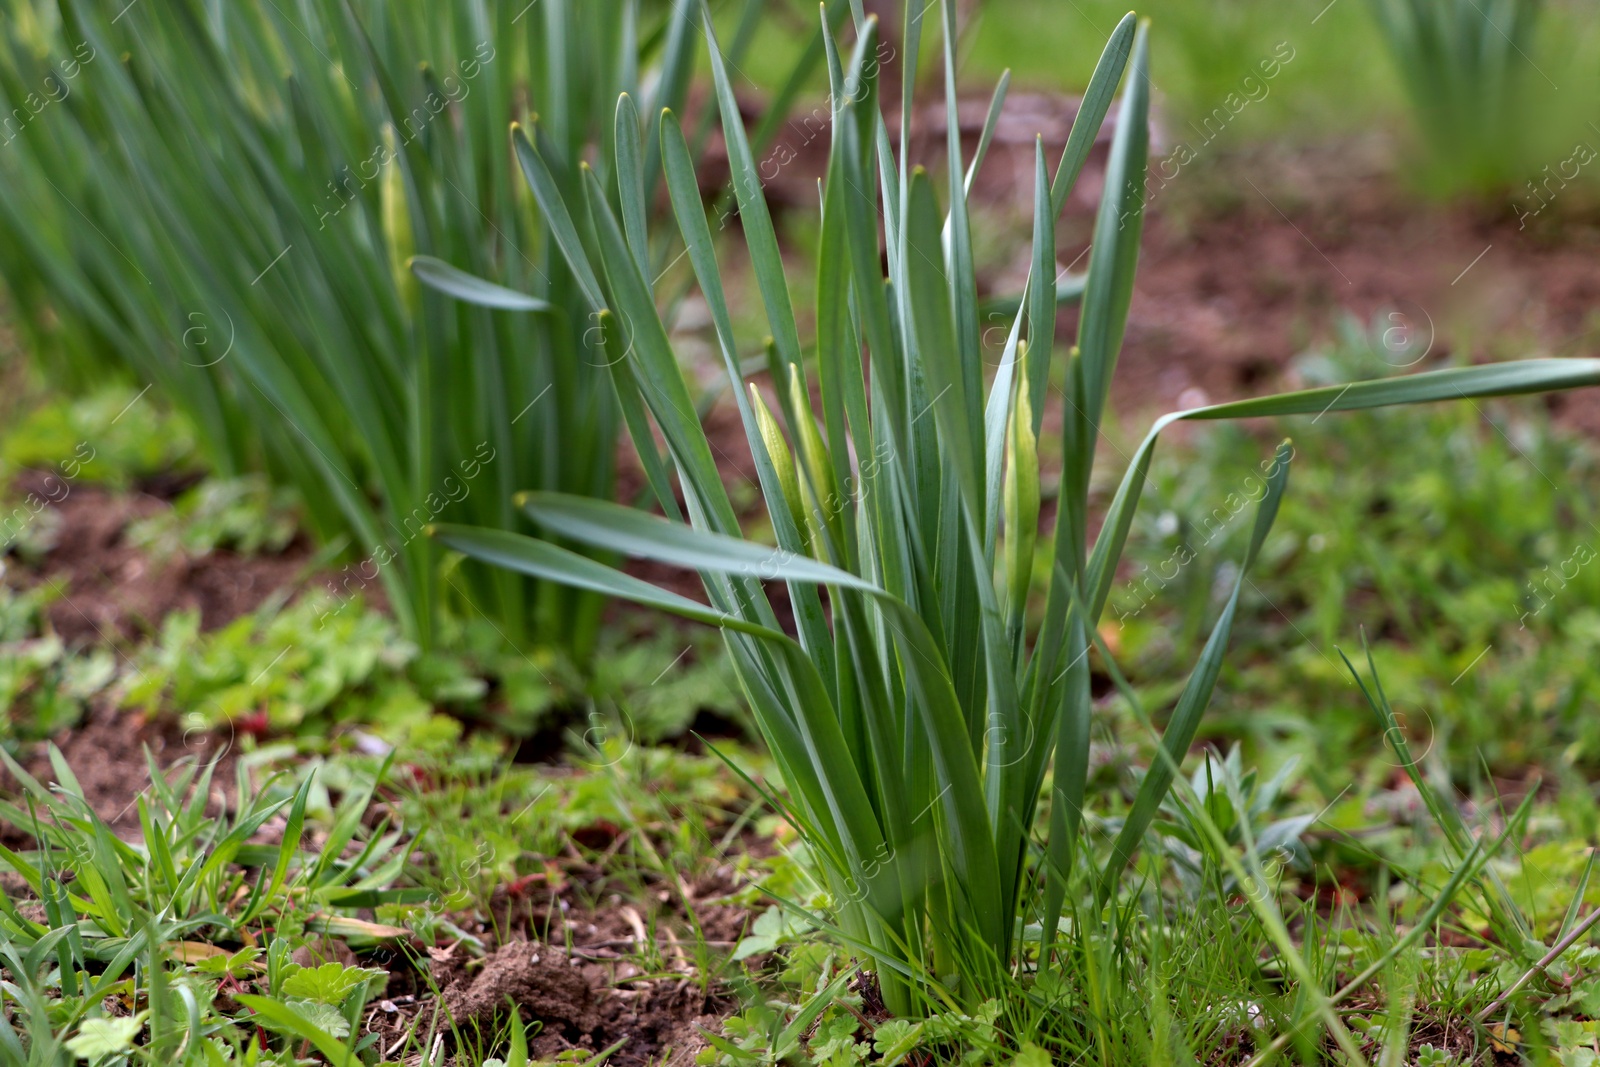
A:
[
  {"left": 193, "top": 946, "right": 263, "bottom": 977},
  {"left": 872, "top": 1019, "right": 923, "bottom": 1067},
  {"left": 66, "top": 1014, "right": 146, "bottom": 1060},
  {"left": 286, "top": 998, "right": 351, "bottom": 1039}
]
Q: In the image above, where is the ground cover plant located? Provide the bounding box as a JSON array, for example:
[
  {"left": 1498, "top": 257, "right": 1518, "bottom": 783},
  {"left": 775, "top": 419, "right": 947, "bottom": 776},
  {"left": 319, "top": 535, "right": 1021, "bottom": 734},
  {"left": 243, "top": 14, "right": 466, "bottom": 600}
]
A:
[
  {"left": 0, "top": 376, "right": 740, "bottom": 749},
  {"left": 428, "top": 0, "right": 1600, "bottom": 1056},
  {"left": 0, "top": 727, "right": 788, "bottom": 1066}
]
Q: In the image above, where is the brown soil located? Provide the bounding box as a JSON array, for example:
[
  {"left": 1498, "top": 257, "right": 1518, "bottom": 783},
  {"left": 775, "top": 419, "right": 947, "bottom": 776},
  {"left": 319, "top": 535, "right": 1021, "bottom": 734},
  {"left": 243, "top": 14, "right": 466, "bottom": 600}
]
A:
[
  {"left": 367, "top": 938, "right": 732, "bottom": 1066},
  {"left": 0, "top": 711, "right": 762, "bottom": 1067},
  {"left": 1099, "top": 138, "right": 1600, "bottom": 431},
  {"left": 8, "top": 470, "right": 324, "bottom": 646},
  {"left": 3, "top": 702, "right": 237, "bottom": 839}
]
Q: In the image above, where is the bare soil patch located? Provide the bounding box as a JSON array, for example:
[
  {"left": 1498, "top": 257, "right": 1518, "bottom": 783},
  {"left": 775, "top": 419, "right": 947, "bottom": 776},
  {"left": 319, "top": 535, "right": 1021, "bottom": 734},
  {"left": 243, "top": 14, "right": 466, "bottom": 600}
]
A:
[
  {"left": 1101, "top": 139, "right": 1600, "bottom": 429},
  {"left": 7, "top": 470, "right": 324, "bottom": 645}
]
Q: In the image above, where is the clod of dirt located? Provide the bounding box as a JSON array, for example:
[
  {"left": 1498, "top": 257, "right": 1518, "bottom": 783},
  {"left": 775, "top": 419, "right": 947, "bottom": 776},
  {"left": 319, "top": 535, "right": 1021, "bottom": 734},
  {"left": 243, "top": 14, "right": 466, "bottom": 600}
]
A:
[{"left": 440, "top": 942, "right": 599, "bottom": 1038}]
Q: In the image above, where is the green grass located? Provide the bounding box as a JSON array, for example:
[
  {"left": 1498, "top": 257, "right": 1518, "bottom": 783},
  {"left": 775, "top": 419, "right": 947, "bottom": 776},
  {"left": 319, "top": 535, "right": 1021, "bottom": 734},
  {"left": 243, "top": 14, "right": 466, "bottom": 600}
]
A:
[
  {"left": 2, "top": 645, "right": 1596, "bottom": 1065},
  {"left": 1117, "top": 321, "right": 1600, "bottom": 779},
  {"left": 0, "top": 721, "right": 783, "bottom": 1065},
  {"left": 4, "top": 360, "right": 1600, "bottom": 1060},
  {"left": 0, "top": 743, "right": 415, "bottom": 1065},
  {"left": 0, "top": 581, "right": 737, "bottom": 752}
]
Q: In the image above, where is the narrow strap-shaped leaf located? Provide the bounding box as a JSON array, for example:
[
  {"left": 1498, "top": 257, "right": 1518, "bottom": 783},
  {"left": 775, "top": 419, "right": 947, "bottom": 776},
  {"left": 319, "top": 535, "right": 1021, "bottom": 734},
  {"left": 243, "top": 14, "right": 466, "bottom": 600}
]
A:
[
  {"left": 815, "top": 12, "right": 873, "bottom": 516},
  {"left": 1194, "top": 357, "right": 1600, "bottom": 419},
  {"left": 520, "top": 491, "right": 882, "bottom": 595},
  {"left": 836, "top": 21, "right": 910, "bottom": 472},
  {"left": 1096, "top": 439, "right": 1293, "bottom": 902},
  {"left": 963, "top": 70, "right": 1011, "bottom": 197},
  {"left": 1050, "top": 13, "right": 1138, "bottom": 219},
  {"left": 407, "top": 255, "right": 551, "bottom": 312},
  {"left": 1075, "top": 19, "right": 1150, "bottom": 430},
  {"left": 1039, "top": 600, "right": 1090, "bottom": 960},
  {"left": 511, "top": 124, "right": 605, "bottom": 310},
  {"left": 434, "top": 523, "right": 769, "bottom": 635},
  {"left": 513, "top": 491, "right": 1005, "bottom": 952},
  {"left": 576, "top": 164, "right": 746, "bottom": 546},
  {"left": 907, "top": 166, "right": 1022, "bottom": 840},
  {"left": 240, "top": 773, "right": 314, "bottom": 924},
  {"left": 1040, "top": 21, "right": 1149, "bottom": 655},
  {"left": 1026, "top": 137, "right": 1056, "bottom": 435},
  {"left": 433, "top": 522, "right": 904, "bottom": 934},
  {"left": 640, "top": 0, "right": 698, "bottom": 200},
  {"left": 907, "top": 169, "right": 994, "bottom": 758},
  {"left": 613, "top": 93, "right": 650, "bottom": 280},
  {"left": 601, "top": 310, "right": 682, "bottom": 522},
  {"left": 1086, "top": 358, "right": 1600, "bottom": 624},
  {"left": 659, "top": 108, "right": 837, "bottom": 686},
  {"left": 698, "top": 0, "right": 805, "bottom": 396},
  {"left": 906, "top": 170, "right": 983, "bottom": 518},
  {"left": 938, "top": 0, "right": 986, "bottom": 462}
]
